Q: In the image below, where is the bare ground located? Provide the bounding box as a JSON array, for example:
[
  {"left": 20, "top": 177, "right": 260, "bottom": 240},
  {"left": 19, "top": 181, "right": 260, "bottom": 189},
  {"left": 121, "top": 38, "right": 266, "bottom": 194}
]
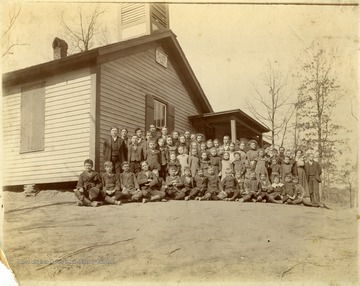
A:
[{"left": 1, "top": 190, "right": 359, "bottom": 285}]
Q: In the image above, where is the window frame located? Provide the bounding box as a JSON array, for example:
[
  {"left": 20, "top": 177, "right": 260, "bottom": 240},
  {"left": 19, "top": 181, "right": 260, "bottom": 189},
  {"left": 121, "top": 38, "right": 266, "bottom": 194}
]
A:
[{"left": 153, "top": 98, "right": 167, "bottom": 129}]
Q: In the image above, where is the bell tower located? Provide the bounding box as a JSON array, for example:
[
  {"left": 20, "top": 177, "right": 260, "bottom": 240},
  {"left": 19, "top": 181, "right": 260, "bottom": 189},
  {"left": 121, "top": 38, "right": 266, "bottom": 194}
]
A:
[{"left": 118, "top": 3, "right": 169, "bottom": 41}]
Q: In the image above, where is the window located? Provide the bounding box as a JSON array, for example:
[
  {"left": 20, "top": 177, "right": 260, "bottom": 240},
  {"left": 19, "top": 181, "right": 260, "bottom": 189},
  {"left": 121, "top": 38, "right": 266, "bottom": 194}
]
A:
[
  {"left": 20, "top": 84, "right": 45, "bottom": 153},
  {"left": 145, "top": 94, "right": 174, "bottom": 131},
  {"left": 154, "top": 100, "right": 167, "bottom": 129}
]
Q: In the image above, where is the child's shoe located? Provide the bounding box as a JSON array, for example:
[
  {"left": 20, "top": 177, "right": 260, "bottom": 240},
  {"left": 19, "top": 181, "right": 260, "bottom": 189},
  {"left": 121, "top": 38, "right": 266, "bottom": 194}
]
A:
[
  {"left": 142, "top": 198, "right": 148, "bottom": 203},
  {"left": 76, "top": 201, "right": 84, "bottom": 206},
  {"left": 238, "top": 198, "right": 244, "bottom": 203},
  {"left": 115, "top": 200, "right": 122, "bottom": 205},
  {"left": 184, "top": 196, "right": 190, "bottom": 201},
  {"left": 90, "top": 201, "right": 99, "bottom": 207}
]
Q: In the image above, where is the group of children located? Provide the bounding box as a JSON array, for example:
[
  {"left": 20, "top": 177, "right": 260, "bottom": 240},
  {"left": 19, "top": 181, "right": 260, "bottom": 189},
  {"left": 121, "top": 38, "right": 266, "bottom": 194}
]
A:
[{"left": 75, "top": 128, "right": 315, "bottom": 207}]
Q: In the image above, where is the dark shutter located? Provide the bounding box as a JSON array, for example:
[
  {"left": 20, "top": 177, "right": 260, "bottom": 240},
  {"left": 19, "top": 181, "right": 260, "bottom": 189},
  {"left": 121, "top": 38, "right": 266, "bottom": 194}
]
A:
[
  {"left": 167, "top": 104, "right": 175, "bottom": 132},
  {"left": 145, "top": 94, "right": 154, "bottom": 131},
  {"left": 21, "top": 84, "right": 45, "bottom": 152}
]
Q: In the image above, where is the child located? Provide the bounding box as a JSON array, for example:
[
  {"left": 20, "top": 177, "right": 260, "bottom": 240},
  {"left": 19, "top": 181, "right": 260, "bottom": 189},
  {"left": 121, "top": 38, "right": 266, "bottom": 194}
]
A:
[
  {"left": 228, "top": 142, "right": 236, "bottom": 163},
  {"left": 219, "top": 168, "right": 239, "bottom": 201},
  {"left": 221, "top": 135, "right": 231, "bottom": 154},
  {"left": 206, "top": 139, "right": 213, "bottom": 155},
  {"left": 269, "top": 157, "right": 281, "bottom": 183},
  {"left": 128, "top": 134, "right": 144, "bottom": 175},
  {"left": 234, "top": 172, "right": 248, "bottom": 202},
  {"left": 167, "top": 152, "right": 181, "bottom": 175},
  {"left": 137, "top": 161, "right": 165, "bottom": 203},
  {"left": 171, "top": 130, "right": 180, "bottom": 148},
  {"left": 119, "top": 161, "right": 142, "bottom": 202},
  {"left": 282, "top": 174, "right": 297, "bottom": 204},
  {"left": 293, "top": 176, "right": 313, "bottom": 207},
  {"left": 178, "top": 135, "right": 188, "bottom": 151},
  {"left": 183, "top": 130, "right": 192, "bottom": 150},
  {"left": 189, "top": 147, "right": 200, "bottom": 177},
  {"left": 179, "top": 166, "right": 194, "bottom": 199},
  {"left": 246, "top": 139, "right": 258, "bottom": 169},
  {"left": 221, "top": 152, "right": 232, "bottom": 179},
  {"left": 177, "top": 145, "right": 189, "bottom": 175},
  {"left": 243, "top": 171, "right": 259, "bottom": 202},
  {"left": 101, "top": 161, "right": 122, "bottom": 205},
  {"left": 164, "top": 166, "right": 184, "bottom": 200},
  {"left": 213, "top": 139, "right": 221, "bottom": 155},
  {"left": 201, "top": 166, "right": 220, "bottom": 200},
  {"left": 145, "top": 140, "right": 161, "bottom": 171},
  {"left": 232, "top": 152, "right": 245, "bottom": 177},
  {"left": 266, "top": 176, "right": 284, "bottom": 204},
  {"left": 160, "top": 126, "right": 168, "bottom": 142},
  {"left": 199, "top": 151, "right": 210, "bottom": 177},
  {"left": 255, "top": 173, "right": 271, "bottom": 202},
  {"left": 185, "top": 168, "right": 208, "bottom": 201},
  {"left": 157, "top": 137, "right": 168, "bottom": 180},
  {"left": 74, "top": 159, "right": 103, "bottom": 207},
  {"left": 280, "top": 155, "right": 293, "bottom": 183},
  {"left": 166, "top": 135, "right": 178, "bottom": 156},
  {"left": 209, "top": 147, "right": 222, "bottom": 177},
  {"left": 255, "top": 148, "right": 270, "bottom": 182},
  {"left": 199, "top": 142, "right": 207, "bottom": 158},
  {"left": 150, "top": 169, "right": 167, "bottom": 202},
  {"left": 238, "top": 141, "right": 247, "bottom": 163}
]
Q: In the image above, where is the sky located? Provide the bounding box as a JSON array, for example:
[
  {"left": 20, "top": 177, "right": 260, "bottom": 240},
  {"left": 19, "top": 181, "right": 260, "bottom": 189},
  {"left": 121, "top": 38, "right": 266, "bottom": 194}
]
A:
[{"left": 1, "top": 1, "right": 358, "bottom": 149}]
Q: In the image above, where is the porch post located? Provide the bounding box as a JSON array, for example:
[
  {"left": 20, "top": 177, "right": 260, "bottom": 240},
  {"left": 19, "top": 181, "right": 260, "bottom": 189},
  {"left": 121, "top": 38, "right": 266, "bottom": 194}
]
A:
[{"left": 230, "top": 119, "right": 237, "bottom": 143}]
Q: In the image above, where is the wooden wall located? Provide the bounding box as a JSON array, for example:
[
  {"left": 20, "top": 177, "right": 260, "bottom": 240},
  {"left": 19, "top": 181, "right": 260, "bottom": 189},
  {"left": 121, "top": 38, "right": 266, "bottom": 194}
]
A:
[
  {"left": 99, "top": 46, "right": 199, "bottom": 170},
  {"left": 2, "top": 68, "right": 95, "bottom": 186}
]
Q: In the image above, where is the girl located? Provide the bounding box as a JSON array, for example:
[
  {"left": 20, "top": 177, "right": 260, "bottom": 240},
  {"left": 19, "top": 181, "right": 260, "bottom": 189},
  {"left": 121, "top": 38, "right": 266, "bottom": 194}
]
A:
[
  {"left": 166, "top": 135, "right": 178, "bottom": 157},
  {"left": 221, "top": 152, "right": 232, "bottom": 180},
  {"left": 177, "top": 145, "right": 189, "bottom": 176},
  {"left": 255, "top": 148, "right": 270, "bottom": 182},
  {"left": 199, "top": 151, "right": 210, "bottom": 177}
]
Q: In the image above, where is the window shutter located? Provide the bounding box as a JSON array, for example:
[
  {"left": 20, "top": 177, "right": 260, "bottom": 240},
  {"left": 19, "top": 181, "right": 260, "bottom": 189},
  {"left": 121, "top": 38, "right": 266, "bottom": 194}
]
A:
[
  {"left": 167, "top": 104, "right": 175, "bottom": 132},
  {"left": 21, "top": 85, "right": 45, "bottom": 152},
  {"left": 145, "top": 94, "right": 154, "bottom": 130}
]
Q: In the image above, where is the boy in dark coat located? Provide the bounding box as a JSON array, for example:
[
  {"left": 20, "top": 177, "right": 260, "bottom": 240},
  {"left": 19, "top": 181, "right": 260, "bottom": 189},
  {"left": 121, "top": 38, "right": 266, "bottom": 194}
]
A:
[
  {"left": 128, "top": 134, "right": 144, "bottom": 175},
  {"left": 101, "top": 161, "right": 123, "bottom": 205},
  {"left": 220, "top": 168, "right": 240, "bottom": 201},
  {"left": 201, "top": 166, "right": 220, "bottom": 200},
  {"left": 163, "top": 166, "right": 184, "bottom": 200},
  {"left": 119, "top": 161, "right": 142, "bottom": 202},
  {"left": 145, "top": 140, "right": 161, "bottom": 171},
  {"left": 185, "top": 168, "right": 208, "bottom": 201},
  {"left": 74, "top": 159, "right": 103, "bottom": 207}
]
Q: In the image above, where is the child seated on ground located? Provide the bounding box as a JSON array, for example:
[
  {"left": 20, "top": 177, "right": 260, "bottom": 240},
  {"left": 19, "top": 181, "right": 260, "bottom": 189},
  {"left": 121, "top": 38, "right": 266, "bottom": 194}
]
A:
[
  {"left": 219, "top": 168, "right": 240, "bottom": 201},
  {"left": 255, "top": 173, "right": 271, "bottom": 202},
  {"left": 243, "top": 171, "right": 259, "bottom": 202},
  {"left": 163, "top": 166, "right": 184, "bottom": 200},
  {"left": 185, "top": 168, "right": 208, "bottom": 201},
  {"left": 137, "top": 162, "right": 166, "bottom": 203},
  {"left": 265, "top": 175, "right": 284, "bottom": 204},
  {"left": 282, "top": 174, "right": 297, "bottom": 204},
  {"left": 119, "top": 161, "right": 142, "bottom": 202},
  {"left": 293, "top": 176, "right": 313, "bottom": 207},
  {"left": 200, "top": 165, "right": 220, "bottom": 200},
  {"left": 74, "top": 159, "right": 103, "bottom": 207},
  {"left": 234, "top": 171, "right": 247, "bottom": 202},
  {"left": 101, "top": 161, "right": 122, "bottom": 205},
  {"left": 179, "top": 166, "right": 194, "bottom": 200}
]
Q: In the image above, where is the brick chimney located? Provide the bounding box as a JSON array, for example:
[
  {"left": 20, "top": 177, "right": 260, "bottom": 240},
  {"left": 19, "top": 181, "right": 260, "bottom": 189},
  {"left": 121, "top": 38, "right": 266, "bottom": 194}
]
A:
[{"left": 52, "top": 37, "right": 68, "bottom": 60}]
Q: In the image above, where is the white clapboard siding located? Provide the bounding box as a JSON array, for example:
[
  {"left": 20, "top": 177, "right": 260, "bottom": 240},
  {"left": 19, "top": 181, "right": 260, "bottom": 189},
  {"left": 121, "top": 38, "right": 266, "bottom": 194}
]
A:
[
  {"left": 99, "top": 46, "right": 198, "bottom": 168},
  {"left": 2, "top": 70, "right": 94, "bottom": 186}
]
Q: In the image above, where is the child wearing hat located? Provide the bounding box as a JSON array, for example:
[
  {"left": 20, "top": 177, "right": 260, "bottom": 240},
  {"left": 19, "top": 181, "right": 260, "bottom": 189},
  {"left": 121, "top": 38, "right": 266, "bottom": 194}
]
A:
[{"left": 75, "top": 159, "right": 103, "bottom": 207}]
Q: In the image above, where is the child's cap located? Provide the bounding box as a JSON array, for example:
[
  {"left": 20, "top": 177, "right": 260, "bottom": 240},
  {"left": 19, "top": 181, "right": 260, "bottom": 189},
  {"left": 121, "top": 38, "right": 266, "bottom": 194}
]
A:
[
  {"left": 121, "top": 161, "right": 130, "bottom": 167},
  {"left": 183, "top": 166, "right": 191, "bottom": 172},
  {"left": 248, "top": 139, "right": 258, "bottom": 145},
  {"left": 84, "top": 159, "right": 94, "bottom": 166}
]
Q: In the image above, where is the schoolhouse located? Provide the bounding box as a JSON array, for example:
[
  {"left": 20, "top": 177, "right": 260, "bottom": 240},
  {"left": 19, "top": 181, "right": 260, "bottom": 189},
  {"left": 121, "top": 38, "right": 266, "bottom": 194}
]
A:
[{"left": 2, "top": 3, "right": 269, "bottom": 187}]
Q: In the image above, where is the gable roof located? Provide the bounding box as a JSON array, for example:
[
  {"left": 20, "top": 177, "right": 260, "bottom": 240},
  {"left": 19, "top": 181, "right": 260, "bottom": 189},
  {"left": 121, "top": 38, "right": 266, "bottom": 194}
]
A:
[{"left": 2, "top": 30, "right": 213, "bottom": 114}]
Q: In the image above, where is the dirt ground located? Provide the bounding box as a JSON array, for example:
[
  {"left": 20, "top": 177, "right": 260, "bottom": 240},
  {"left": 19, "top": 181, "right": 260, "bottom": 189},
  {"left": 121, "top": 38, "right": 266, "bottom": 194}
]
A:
[{"left": 1, "top": 190, "right": 359, "bottom": 286}]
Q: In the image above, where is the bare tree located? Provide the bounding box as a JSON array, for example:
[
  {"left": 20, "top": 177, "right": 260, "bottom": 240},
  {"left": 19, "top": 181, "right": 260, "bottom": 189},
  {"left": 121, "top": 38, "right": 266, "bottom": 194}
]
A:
[
  {"left": 246, "top": 60, "right": 293, "bottom": 147},
  {"left": 2, "top": 4, "right": 29, "bottom": 57},
  {"left": 60, "top": 6, "right": 106, "bottom": 53}
]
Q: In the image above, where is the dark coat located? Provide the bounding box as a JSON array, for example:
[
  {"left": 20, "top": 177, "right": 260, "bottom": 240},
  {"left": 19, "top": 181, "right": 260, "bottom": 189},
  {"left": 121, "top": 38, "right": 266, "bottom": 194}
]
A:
[
  {"left": 103, "top": 136, "right": 127, "bottom": 163},
  {"left": 304, "top": 161, "right": 322, "bottom": 183}
]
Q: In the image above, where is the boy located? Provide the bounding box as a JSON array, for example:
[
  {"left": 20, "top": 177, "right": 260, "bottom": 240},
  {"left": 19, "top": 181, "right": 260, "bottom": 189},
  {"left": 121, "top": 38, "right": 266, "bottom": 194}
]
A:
[
  {"left": 157, "top": 137, "right": 169, "bottom": 180},
  {"left": 137, "top": 161, "right": 166, "bottom": 203},
  {"left": 201, "top": 165, "right": 220, "bottom": 200},
  {"left": 280, "top": 155, "right": 293, "bottom": 183},
  {"left": 180, "top": 166, "right": 194, "bottom": 199},
  {"left": 269, "top": 157, "right": 281, "bottom": 183},
  {"left": 293, "top": 176, "right": 313, "bottom": 207},
  {"left": 119, "top": 161, "right": 142, "bottom": 202},
  {"left": 189, "top": 147, "right": 200, "bottom": 177},
  {"left": 177, "top": 145, "right": 189, "bottom": 175},
  {"left": 167, "top": 152, "right": 181, "bottom": 176},
  {"left": 234, "top": 172, "right": 247, "bottom": 202},
  {"left": 220, "top": 168, "right": 240, "bottom": 201},
  {"left": 255, "top": 173, "right": 271, "bottom": 202},
  {"left": 199, "top": 151, "right": 210, "bottom": 177},
  {"left": 145, "top": 140, "right": 161, "bottom": 171},
  {"left": 128, "top": 134, "right": 144, "bottom": 175},
  {"left": 185, "top": 168, "right": 208, "bottom": 201},
  {"left": 209, "top": 147, "right": 222, "bottom": 177},
  {"left": 232, "top": 152, "right": 245, "bottom": 177},
  {"left": 246, "top": 139, "right": 258, "bottom": 169},
  {"left": 282, "top": 174, "right": 297, "bottom": 204},
  {"left": 74, "top": 159, "right": 103, "bottom": 207},
  {"left": 101, "top": 161, "right": 122, "bottom": 205},
  {"left": 266, "top": 176, "right": 284, "bottom": 204},
  {"left": 164, "top": 166, "right": 184, "bottom": 200}
]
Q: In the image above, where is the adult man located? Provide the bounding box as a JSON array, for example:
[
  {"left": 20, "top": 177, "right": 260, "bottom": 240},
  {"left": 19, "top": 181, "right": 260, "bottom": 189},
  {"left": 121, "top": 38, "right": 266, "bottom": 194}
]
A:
[
  {"left": 103, "top": 126, "right": 127, "bottom": 175},
  {"left": 304, "top": 153, "right": 322, "bottom": 206}
]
